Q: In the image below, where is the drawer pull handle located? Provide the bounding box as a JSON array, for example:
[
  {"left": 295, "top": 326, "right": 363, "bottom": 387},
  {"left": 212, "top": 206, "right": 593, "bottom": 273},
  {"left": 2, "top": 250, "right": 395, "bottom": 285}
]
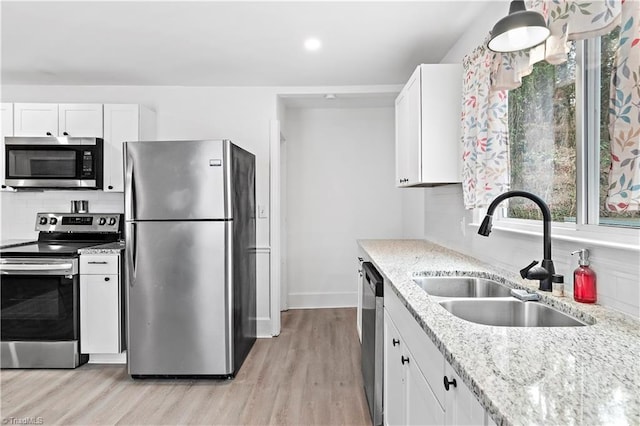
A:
[
  {"left": 88, "top": 261, "right": 108, "bottom": 264},
  {"left": 392, "top": 339, "right": 400, "bottom": 346},
  {"left": 443, "top": 376, "right": 457, "bottom": 391},
  {"left": 104, "top": 277, "right": 110, "bottom": 281},
  {"left": 401, "top": 356, "right": 409, "bottom": 365}
]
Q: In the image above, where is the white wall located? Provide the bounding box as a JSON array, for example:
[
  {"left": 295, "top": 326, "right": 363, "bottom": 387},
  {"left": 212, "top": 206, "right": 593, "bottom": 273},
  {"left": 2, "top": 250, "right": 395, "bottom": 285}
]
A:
[
  {"left": 283, "top": 106, "right": 402, "bottom": 308},
  {"left": 420, "top": 1, "right": 640, "bottom": 318}
]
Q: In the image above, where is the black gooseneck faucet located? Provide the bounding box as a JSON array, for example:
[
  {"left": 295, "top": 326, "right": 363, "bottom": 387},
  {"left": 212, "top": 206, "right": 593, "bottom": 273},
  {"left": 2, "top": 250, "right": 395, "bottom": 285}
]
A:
[{"left": 477, "top": 190, "right": 560, "bottom": 292}]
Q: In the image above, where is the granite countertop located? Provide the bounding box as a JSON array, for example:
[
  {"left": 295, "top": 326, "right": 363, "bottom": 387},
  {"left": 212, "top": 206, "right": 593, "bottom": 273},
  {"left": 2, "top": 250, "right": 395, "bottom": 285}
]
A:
[
  {"left": 359, "top": 239, "right": 640, "bottom": 426},
  {"left": 78, "top": 241, "right": 125, "bottom": 254}
]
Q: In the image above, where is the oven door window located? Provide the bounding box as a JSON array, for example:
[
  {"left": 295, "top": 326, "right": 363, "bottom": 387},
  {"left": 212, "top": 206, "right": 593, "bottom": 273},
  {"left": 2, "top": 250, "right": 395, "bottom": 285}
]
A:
[
  {"left": 1, "top": 275, "right": 78, "bottom": 341},
  {"left": 7, "top": 149, "right": 77, "bottom": 178}
]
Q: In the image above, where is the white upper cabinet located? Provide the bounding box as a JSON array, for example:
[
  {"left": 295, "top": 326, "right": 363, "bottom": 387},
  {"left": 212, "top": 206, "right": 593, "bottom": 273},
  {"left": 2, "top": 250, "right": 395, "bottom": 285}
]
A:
[
  {"left": 14, "top": 103, "right": 59, "bottom": 136},
  {"left": 103, "top": 104, "right": 156, "bottom": 192},
  {"left": 1, "top": 103, "right": 14, "bottom": 189},
  {"left": 14, "top": 103, "right": 103, "bottom": 137},
  {"left": 59, "top": 104, "right": 103, "bottom": 137},
  {"left": 395, "top": 68, "right": 422, "bottom": 186},
  {"left": 395, "top": 64, "right": 462, "bottom": 187}
]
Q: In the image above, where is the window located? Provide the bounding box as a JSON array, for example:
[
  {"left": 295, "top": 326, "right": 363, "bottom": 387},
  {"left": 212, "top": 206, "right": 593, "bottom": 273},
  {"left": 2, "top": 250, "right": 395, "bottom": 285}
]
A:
[
  {"left": 504, "top": 31, "right": 640, "bottom": 230},
  {"left": 507, "top": 43, "right": 577, "bottom": 223}
]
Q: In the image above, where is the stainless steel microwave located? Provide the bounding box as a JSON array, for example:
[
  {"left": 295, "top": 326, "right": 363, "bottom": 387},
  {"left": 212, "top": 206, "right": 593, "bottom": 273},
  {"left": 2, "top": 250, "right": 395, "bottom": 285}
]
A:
[{"left": 4, "top": 136, "right": 103, "bottom": 189}]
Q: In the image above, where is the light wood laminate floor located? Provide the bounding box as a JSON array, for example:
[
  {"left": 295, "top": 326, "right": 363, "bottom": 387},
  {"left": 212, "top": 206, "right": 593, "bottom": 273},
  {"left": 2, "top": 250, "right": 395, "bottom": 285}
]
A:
[{"left": 1, "top": 308, "right": 371, "bottom": 425}]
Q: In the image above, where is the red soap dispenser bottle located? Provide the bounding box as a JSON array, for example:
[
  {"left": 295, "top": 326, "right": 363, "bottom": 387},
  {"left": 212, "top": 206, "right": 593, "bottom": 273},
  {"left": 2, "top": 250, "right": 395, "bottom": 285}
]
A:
[{"left": 571, "top": 249, "right": 597, "bottom": 303}]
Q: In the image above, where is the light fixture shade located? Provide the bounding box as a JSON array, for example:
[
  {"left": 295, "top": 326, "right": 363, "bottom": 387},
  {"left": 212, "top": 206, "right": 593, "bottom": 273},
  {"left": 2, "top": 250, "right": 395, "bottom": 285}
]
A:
[{"left": 488, "top": 0, "right": 550, "bottom": 53}]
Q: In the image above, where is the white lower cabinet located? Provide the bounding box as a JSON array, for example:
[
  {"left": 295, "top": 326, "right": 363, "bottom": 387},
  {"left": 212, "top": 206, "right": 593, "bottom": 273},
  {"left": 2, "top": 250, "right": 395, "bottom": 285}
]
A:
[
  {"left": 356, "top": 248, "right": 368, "bottom": 343},
  {"left": 384, "top": 308, "right": 445, "bottom": 426},
  {"left": 384, "top": 281, "right": 488, "bottom": 426},
  {"left": 444, "top": 363, "right": 489, "bottom": 425},
  {"left": 80, "top": 254, "right": 123, "bottom": 354},
  {"left": 384, "top": 309, "right": 407, "bottom": 425}
]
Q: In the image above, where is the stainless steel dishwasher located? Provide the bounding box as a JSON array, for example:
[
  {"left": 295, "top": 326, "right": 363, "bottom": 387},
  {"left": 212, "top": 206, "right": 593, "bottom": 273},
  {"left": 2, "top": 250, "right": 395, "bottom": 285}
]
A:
[{"left": 361, "top": 261, "right": 383, "bottom": 426}]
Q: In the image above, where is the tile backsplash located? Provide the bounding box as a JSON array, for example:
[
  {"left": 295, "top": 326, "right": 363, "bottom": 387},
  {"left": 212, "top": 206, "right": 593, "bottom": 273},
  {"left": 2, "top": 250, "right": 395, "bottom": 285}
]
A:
[
  {"left": 1, "top": 190, "right": 124, "bottom": 240},
  {"left": 421, "top": 185, "right": 640, "bottom": 319}
]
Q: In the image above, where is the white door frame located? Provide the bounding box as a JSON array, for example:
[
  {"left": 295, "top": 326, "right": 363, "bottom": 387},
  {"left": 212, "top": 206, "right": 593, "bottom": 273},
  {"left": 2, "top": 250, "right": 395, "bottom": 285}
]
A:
[{"left": 269, "top": 119, "right": 281, "bottom": 336}]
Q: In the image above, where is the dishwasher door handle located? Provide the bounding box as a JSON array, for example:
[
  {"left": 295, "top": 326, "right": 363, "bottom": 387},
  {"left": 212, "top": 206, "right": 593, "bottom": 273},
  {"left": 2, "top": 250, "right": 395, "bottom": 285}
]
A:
[{"left": 362, "top": 262, "right": 383, "bottom": 297}]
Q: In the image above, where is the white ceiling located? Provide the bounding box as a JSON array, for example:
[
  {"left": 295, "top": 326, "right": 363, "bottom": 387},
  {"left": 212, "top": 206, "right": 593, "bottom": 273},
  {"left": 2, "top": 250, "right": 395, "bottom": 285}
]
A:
[{"left": 1, "top": 1, "right": 490, "bottom": 87}]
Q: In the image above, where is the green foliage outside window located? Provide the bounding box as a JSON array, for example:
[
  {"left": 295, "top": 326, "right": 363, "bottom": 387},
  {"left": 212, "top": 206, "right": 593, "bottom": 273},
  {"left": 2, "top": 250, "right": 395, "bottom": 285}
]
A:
[
  {"left": 507, "top": 31, "right": 639, "bottom": 228},
  {"left": 507, "top": 46, "right": 577, "bottom": 222}
]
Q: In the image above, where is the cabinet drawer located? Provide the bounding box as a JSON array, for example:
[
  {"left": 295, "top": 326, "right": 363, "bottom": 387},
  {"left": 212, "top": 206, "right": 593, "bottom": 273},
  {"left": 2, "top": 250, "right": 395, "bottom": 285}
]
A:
[
  {"left": 384, "top": 281, "right": 446, "bottom": 408},
  {"left": 80, "top": 255, "right": 119, "bottom": 274}
]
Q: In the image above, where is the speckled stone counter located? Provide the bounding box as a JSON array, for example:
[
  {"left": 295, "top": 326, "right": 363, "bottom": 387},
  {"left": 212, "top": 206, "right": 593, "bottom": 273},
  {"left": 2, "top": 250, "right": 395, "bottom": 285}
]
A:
[
  {"left": 359, "top": 239, "right": 640, "bottom": 426},
  {"left": 78, "top": 241, "right": 125, "bottom": 254}
]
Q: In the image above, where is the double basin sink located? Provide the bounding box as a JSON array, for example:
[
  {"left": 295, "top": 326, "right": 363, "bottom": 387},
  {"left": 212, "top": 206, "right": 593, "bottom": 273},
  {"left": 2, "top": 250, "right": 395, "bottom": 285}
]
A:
[{"left": 413, "top": 276, "right": 589, "bottom": 327}]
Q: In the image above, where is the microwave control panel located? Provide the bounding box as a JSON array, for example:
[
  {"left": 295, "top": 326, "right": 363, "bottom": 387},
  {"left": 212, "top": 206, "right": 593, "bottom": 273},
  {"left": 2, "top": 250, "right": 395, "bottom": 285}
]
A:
[{"left": 82, "top": 151, "right": 94, "bottom": 177}]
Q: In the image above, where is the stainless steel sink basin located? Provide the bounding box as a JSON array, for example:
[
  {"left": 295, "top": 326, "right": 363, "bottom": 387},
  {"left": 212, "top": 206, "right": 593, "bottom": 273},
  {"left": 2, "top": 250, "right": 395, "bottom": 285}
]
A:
[
  {"left": 438, "top": 299, "right": 588, "bottom": 327},
  {"left": 413, "top": 276, "right": 512, "bottom": 298}
]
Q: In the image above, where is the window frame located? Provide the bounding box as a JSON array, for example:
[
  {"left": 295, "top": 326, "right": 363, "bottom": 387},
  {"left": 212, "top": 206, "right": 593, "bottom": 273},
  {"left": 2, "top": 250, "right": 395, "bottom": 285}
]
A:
[{"left": 473, "top": 39, "right": 640, "bottom": 251}]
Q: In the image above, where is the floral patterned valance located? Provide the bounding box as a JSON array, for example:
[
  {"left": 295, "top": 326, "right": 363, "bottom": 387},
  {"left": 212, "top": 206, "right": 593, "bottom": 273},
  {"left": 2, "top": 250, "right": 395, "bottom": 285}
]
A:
[{"left": 493, "top": 0, "right": 623, "bottom": 90}]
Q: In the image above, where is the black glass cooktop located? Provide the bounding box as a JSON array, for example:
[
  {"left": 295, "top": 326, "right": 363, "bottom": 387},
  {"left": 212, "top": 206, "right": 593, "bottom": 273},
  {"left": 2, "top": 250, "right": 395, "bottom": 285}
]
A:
[{"left": 0, "top": 242, "right": 101, "bottom": 257}]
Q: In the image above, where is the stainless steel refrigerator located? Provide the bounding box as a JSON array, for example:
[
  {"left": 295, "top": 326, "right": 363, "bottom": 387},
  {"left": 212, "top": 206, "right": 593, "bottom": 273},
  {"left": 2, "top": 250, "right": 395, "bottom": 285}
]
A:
[{"left": 124, "top": 139, "right": 256, "bottom": 378}]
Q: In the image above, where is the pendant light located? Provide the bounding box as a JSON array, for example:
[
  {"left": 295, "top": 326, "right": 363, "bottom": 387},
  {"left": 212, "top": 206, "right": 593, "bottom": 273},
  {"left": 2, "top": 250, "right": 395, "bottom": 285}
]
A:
[{"left": 488, "top": 0, "right": 550, "bottom": 52}]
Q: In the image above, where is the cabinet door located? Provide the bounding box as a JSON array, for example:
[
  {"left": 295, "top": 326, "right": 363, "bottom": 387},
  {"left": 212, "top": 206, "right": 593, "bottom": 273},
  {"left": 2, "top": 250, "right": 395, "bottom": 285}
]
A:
[
  {"left": 406, "top": 355, "right": 446, "bottom": 426},
  {"left": 1, "top": 103, "right": 13, "bottom": 188},
  {"left": 103, "top": 104, "right": 139, "bottom": 192},
  {"left": 384, "top": 310, "right": 406, "bottom": 426},
  {"left": 420, "top": 64, "right": 462, "bottom": 184},
  {"left": 59, "top": 104, "right": 103, "bottom": 137},
  {"left": 80, "top": 274, "right": 120, "bottom": 354},
  {"left": 444, "top": 363, "right": 487, "bottom": 425},
  {"left": 395, "top": 66, "right": 421, "bottom": 187},
  {"left": 14, "top": 103, "right": 58, "bottom": 136}
]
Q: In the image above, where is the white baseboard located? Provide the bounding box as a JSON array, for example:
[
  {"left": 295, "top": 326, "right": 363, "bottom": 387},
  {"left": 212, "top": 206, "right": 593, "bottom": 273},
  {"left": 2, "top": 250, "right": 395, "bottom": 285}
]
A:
[
  {"left": 287, "top": 291, "right": 357, "bottom": 309},
  {"left": 257, "top": 317, "right": 273, "bottom": 338},
  {"left": 88, "top": 352, "right": 127, "bottom": 364}
]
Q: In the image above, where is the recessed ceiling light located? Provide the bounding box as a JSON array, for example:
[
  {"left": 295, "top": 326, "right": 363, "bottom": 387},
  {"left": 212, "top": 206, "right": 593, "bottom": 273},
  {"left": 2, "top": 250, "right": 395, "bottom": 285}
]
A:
[
  {"left": 324, "top": 94, "right": 336, "bottom": 100},
  {"left": 304, "top": 38, "right": 322, "bottom": 51}
]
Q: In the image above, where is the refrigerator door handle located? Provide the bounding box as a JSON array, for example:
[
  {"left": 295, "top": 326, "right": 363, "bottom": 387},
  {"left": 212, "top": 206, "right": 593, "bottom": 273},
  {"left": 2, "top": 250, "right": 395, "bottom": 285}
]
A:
[
  {"left": 125, "top": 152, "right": 136, "bottom": 220},
  {"left": 127, "top": 222, "right": 137, "bottom": 287}
]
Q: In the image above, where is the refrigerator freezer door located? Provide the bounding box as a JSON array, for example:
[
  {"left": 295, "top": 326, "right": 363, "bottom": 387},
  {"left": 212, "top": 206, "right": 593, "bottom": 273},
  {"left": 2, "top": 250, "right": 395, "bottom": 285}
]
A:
[
  {"left": 126, "top": 221, "right": 233, "bottom": 375},
  {"left": 124, "top": 140, "right": 230, "bottom": 221}
]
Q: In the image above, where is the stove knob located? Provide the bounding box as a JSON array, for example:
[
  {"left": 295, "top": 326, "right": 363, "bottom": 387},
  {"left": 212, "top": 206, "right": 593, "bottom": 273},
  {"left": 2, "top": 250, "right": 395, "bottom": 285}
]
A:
[
  {"left": 39, "top": 217, "right": 48, "bottom": 225},
  {"left": 108, "top": 217, "right": 117, "bottom": 226},
  {"left": 49, "top": 217, "right": 58, "bottom": 225},
  {"left": 98, "top": 217, "right": 107, "bottom": 226}
]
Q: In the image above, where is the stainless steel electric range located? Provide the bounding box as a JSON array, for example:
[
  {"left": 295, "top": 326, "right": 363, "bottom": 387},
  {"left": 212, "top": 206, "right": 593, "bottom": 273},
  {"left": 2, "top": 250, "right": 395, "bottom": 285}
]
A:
[{"left": 0, "top": 212, "right": 122, "bottom": 369}]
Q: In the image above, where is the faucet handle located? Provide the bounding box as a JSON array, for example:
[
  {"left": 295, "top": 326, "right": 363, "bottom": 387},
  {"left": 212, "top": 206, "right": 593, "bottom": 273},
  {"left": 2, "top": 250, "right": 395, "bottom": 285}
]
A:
[{"left": 520, "top": 260, "right": 539, "bottom": 279}]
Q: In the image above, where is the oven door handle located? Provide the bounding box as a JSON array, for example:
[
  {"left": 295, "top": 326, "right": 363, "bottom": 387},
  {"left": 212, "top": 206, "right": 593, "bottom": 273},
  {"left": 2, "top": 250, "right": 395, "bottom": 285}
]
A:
[{"left": 0, "top": 262, "right": 77, "bottom": 275}]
